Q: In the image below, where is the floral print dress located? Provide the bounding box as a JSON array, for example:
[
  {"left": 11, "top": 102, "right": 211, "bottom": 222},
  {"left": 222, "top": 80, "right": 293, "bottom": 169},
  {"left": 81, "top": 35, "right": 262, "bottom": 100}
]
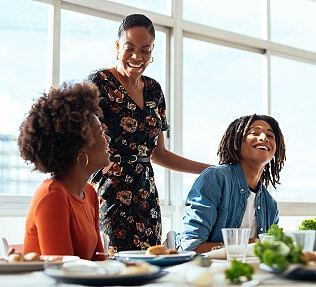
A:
[{"left": 88, "top": 69, "right": 168, "bottom": 251}]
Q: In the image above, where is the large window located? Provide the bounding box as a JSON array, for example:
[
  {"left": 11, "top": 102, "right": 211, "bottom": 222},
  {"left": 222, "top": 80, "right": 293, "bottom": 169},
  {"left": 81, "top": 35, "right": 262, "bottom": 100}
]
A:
[
  {"left": 108, "top": 0, "right": 171, "bottom": 16},
  {"left": 182, "top": 39, "right": 265, "bottom": 198},
  {"left": 60, "top": 11, "right": 117, "bottom": 82},
  {"left": 270, "top": 57, "right": 316, "bottom": 202},
  {"left": 1, "top": 0, "right": 316, "bottom": 241},
  {"left": 271, "top": 0, "right": 316, "bottom": 52},
  {"left": 0, "top": 0, "right": 48, "bottom": 194},
  {"left": 183, "top": 0, "right": 266, "bottom": 39}
]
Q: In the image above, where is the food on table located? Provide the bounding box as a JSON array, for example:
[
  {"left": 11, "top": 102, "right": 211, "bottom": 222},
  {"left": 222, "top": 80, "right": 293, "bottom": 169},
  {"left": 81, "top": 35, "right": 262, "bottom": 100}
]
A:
[
  {"left": 167, "top": 249, "right": 179, "bottom": 254},
  {"left": 302, "top": 250, "right": 316, "bottom": 262},
  {"left": 254, "top": 224, "right": 306, "bottom": 271},
  {"left": 146, "top": 245, "right": 167, "bottom": 255},
  {"left": 120, "top": 261, "right": 152, "bottom": 275},
  {"left": 2, "top": 249, "right": 63, "bottom": 263},
  {"left": 23, "top": 252, "right": 41, "bottom": 261},
  {"left": 225, "top": 259, "right": 254, "bottom": 284},
  {"left": 298, "top": 217, "right": 316, "bottom": 231},
  {"left": 7, "top": 253, "right": 24, "bottom": 262},
  {"left": 145, "top": 244, "right": 179, "bottom": 255},
  {"left": 180, "top": 255, "right": 213, "bottom": 286},
  {"left": 60, "top": 260, "right": 154, "bottom": 276}
]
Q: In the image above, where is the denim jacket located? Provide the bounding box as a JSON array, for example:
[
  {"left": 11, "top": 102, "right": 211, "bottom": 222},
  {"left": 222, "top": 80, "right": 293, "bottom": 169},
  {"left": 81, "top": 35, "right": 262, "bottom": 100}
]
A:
[{"left": 176, "top": 162, "right": 279, "bottom": 251}]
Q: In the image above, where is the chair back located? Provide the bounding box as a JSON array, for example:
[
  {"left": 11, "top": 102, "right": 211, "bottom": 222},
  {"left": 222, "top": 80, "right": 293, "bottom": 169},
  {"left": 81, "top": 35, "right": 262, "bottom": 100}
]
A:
[
  {"left": 0, "top": 237, "right": 9, "bottom": 258},
  {"left": 163, "top": 231, "right": 177, "bottom": 249}
]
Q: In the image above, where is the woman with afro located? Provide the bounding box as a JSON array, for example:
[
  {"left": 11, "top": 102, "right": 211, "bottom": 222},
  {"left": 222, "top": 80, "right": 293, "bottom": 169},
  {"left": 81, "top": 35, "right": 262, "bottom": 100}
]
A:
[{"left": 19, "top": 81, "right": 110, "bottom": 260}]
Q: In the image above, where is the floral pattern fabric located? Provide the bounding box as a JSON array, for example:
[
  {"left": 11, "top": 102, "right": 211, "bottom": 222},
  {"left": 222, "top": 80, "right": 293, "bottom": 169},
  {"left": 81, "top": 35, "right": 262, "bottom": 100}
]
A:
[{"left": 88, "top": 69, "right": 168, "bottom": 251}]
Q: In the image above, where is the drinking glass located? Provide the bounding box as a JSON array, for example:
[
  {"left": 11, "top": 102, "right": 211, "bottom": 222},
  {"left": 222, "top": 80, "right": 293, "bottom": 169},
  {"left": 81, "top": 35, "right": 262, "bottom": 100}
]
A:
[
  {"left": 222, "top": 228, "right": 251, "bottom": 262},
  {"left": 289, "top": 230, "right": 315, "bottom": 251}
]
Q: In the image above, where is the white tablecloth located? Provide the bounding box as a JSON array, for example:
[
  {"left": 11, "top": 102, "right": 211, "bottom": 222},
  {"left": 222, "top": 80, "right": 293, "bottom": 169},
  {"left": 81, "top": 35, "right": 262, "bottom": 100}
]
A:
[{"left": 1, "top": 259, "right": 316, "bottom": 287}]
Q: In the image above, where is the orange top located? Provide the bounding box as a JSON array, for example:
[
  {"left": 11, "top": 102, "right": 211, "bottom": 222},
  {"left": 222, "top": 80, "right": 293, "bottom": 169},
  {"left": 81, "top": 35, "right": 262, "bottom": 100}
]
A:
[{"left": 23, "top": 179, "right": 105, "bottom": 260}]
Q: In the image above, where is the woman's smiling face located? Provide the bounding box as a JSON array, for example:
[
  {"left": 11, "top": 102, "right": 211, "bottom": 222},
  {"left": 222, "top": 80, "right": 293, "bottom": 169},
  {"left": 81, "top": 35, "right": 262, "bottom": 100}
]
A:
[
  {"left": 116, "top": 26, "right": 154, "bottom": 79},
  {"left": 83, "top": 115, "right": 111, "bottom": 172}
]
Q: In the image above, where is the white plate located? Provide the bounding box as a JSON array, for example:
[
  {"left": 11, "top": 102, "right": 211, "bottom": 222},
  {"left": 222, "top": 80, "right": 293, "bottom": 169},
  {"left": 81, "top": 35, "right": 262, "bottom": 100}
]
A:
[
  {"left": 115, "top": 250, "right": 196, "bottom": 266},
  {"left": 259, "top": 263, "right": 316, "bottom": 281},
  {"left": 44, "top": 261, "right": 167, "bottom": 286},
  {"left": 0, "top": 255, "right": 79, "bottom": 273}
]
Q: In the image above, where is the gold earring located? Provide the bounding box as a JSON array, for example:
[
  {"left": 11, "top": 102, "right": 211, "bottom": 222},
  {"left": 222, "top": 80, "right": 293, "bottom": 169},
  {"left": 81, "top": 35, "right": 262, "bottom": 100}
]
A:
[{"left": 77, "top": 151, "right": 89, "bottom": 167}]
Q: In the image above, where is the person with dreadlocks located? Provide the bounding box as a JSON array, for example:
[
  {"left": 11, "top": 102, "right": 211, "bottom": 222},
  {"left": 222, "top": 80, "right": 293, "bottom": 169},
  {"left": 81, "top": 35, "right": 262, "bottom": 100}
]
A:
[{"left": 176, "top": 114, "right": 286, "bottom": 253}]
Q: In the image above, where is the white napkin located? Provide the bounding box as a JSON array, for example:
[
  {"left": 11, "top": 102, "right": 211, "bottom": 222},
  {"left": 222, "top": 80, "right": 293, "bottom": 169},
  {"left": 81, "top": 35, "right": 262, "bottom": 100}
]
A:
[
  {"left": 204, "top": 243, "right": 256, "bottom": 260},
  {"left": 60, "top": 259, "right": 126, "bottom": 274},
  {"left": 176, "top": 261, "right": 214, "bottom": 286}
]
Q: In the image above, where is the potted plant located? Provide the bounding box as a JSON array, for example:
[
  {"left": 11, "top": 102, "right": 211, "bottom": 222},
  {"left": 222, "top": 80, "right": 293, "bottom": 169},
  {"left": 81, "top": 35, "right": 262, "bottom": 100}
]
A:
[{"left": 298, "top": 217, "right": 316, "bottom": 250}]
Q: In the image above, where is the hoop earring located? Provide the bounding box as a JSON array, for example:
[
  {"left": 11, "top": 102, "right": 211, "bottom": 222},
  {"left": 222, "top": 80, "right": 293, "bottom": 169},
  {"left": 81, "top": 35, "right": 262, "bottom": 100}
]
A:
[
  {"left": 150, "top": 57, "right": 154, "bottom": 63},
  {"left": 116, "top": 53, "right": 119, "bottom": 60},
  {"left": 77, "top": 152, "right": 89, "bottom": 167}
]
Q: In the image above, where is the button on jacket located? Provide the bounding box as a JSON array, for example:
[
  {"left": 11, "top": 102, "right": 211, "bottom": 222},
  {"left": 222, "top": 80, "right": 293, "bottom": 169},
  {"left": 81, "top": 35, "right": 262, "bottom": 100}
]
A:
[{"left": 176, "top": 162, "right": 279, "bottom": 251}]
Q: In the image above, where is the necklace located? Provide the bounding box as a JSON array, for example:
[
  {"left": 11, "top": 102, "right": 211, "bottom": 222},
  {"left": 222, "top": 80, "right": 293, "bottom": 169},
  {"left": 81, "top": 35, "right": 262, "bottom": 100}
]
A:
[{"left": 115, "top": 69, "right": 139, "bottom": 93}]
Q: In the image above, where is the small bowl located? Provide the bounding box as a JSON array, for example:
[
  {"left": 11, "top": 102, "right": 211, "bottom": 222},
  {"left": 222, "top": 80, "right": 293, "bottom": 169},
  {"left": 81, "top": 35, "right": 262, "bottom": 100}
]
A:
[{"left": 258, "top": 233, "right": 274, "bottom": 242}]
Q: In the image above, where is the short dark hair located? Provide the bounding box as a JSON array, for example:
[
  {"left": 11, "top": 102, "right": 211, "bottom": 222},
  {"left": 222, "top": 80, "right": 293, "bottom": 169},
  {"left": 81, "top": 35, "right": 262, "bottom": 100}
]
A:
[
  {"left": 18, "top": 81, "right": 102, "bottom": 175},
  {"left": 118, "top": 14, "right": 155, "bottom": 40},
  {"left": 217, "top": 114, "right": 286, "bottom": 188}
]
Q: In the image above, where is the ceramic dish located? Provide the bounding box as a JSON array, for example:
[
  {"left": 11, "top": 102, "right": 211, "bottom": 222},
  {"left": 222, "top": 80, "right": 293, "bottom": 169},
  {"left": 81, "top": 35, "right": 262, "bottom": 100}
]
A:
[
  {"left": 0, "top": 255, "right": 79, "bottom": 273},
  {"left": 259, "top": 263, "right": 316, "bottom": 281},
  {"left": 44, "top": 262, "right": 167, "bottom": 286},
  {"left": 115, "top": 250, "right": 196, "bottom": 266}
]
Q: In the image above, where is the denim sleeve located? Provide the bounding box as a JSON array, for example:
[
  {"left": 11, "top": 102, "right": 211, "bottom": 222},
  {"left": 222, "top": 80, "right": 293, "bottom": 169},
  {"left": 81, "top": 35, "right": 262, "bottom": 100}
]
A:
[{"left": 176, "top": 167, "right": 224, "bottom": 251}]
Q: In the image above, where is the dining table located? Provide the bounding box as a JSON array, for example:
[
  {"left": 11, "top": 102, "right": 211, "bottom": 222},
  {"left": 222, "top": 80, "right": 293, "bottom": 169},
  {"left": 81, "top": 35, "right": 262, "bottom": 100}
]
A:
[{"left": 1, "top": 256, "right": 316, "bottom": 287}]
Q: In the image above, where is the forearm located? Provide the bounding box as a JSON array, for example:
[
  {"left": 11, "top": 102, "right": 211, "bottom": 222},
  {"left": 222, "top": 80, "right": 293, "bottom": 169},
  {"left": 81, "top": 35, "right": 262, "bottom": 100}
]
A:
[
  {"left": 195, "top": 238, "right": 257, "bottom": 254},
  {"left": 151, "top": 132, "right": 212, "bottom": 174},
  {"left": 151, "top": 149, "right": 211, "bottom": 174},
  {"left": 249, "top": 237, "right": 258, "bottom": 244},
  {"left": 194, "top": 242, "right": 224, "bottom": 253}
]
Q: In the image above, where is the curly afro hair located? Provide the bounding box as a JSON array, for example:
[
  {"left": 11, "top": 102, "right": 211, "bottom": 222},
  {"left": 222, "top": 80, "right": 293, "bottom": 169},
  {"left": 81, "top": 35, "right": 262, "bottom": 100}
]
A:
[
  {"left": 217, "top": 114, "right": 286, "bottom": 189},
  {"left": 18, "top": 81, "right": 103, "bottom": 175}
]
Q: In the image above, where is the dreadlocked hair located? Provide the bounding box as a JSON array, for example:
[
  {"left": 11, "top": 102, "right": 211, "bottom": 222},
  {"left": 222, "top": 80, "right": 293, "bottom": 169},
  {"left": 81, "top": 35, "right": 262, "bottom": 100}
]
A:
[{"left": 217, "top": 114, "right": 286, "bottom": 189}]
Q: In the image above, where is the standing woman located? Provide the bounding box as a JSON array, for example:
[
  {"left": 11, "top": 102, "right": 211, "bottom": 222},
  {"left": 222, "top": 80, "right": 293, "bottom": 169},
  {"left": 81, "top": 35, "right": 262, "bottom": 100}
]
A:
[
  {"left": 19, "top": 81, "right": 110, "bottom": 260},
  {"left": 88, "top": 14, "right": 210, "bottom": 251}
]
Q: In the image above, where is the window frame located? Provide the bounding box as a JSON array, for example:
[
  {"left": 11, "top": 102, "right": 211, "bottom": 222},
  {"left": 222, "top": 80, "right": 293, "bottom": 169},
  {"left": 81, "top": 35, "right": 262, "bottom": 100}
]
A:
[{"left": 1, "top": 0, "right": 316, "bottom": 238}]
